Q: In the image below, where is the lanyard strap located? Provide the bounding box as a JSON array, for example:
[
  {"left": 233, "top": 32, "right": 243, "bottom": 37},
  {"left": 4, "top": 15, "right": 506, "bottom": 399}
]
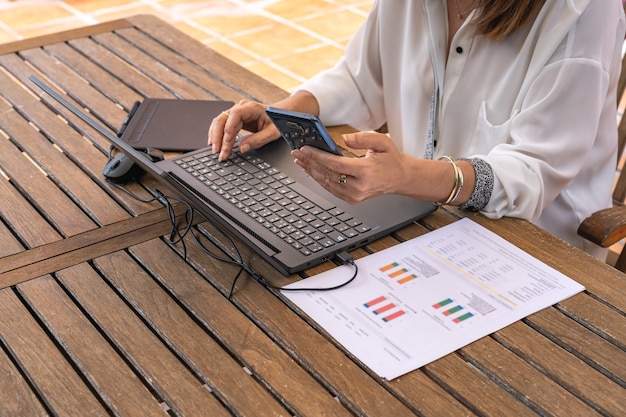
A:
[{"left": 424, "top": 86, "right": 437, "bottom": 160}]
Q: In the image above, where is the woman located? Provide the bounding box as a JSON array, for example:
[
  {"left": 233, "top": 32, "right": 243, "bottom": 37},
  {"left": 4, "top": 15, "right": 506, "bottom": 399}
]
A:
[{"left": 209, "top": 0, "right": 625, "bottom": 259}]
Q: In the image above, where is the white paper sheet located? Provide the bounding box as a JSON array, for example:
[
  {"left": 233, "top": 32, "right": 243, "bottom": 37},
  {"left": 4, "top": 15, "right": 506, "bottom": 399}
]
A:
[{"left": 282, "top": 218, "right": 584, "bottom": 380}]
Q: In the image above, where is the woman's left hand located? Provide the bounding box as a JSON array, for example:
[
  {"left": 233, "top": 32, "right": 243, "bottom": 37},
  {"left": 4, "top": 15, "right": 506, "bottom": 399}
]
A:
[{"left": 291, "top": 131, "right": 411, "bottom": 204}]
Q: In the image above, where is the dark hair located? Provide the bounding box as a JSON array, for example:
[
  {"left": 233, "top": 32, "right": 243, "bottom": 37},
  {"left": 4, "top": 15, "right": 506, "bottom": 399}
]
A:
[{"left": 473, "top": 0, "right": 546, "bottom": 41}]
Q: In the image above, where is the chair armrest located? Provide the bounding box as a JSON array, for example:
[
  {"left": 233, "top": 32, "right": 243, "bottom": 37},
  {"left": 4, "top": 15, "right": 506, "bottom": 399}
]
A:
[{"left": 578, "top": 206, "right": 626, "bottom": 247}]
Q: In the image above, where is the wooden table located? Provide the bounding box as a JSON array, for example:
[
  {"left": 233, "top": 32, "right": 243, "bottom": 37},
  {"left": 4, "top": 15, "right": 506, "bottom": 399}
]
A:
[{"left": 0, "top": 14, "right": 624, "bottom": 417}]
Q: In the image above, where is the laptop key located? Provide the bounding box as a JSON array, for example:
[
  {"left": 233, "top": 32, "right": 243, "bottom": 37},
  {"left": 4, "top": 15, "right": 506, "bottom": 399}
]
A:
[
  {"left": 289, "top": 182, "right": 335, "bottom": 211},
  {"left": 327, "top": 230, "right": 348, "bottom": 243}
]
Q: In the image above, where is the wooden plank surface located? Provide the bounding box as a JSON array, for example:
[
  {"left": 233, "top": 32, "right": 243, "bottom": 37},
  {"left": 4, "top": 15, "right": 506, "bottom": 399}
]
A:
[
  {"left": 56, "top": 262, "right": 233, "bottom": 417},
  {"left": 92, "top": 249, "right": 293, "bottom": 417},
  {"left": 0, "top": 288, "right": 108, "bottom": 416},
  {"left": 0, "top": 204, "right": 196, "bottom": 289},
  {"left": 17, "top": 276, "right": 172, "bottom": 416}
]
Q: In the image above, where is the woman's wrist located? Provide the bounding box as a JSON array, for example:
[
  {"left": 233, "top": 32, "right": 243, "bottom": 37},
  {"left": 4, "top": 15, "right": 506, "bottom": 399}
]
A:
[
  {"left": 421, "top": 157, "right": 476, "bottom": 207},
  {"left": 435, "top": 156, "right": 465, "bottom": 205},
  {"left": 274, "top": 90, "right": 320, "bottom": 116}
]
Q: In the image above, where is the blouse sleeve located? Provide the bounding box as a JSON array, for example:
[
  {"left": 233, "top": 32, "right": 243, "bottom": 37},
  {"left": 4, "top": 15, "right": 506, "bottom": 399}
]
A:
[{"left": 460, "top": 158, "right": 494, "bottom": 211}]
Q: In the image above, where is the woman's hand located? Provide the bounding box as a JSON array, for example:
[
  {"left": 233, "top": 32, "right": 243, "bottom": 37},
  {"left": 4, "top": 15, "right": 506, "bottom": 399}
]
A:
[
  {"left": 291, "top": 131, "right": 412, "bottom": 204},
  {"left": 208, "top": 92, "right": 321, "bottom": 161},
  {"left": 208, "top": 99, "right": 280, "bottom": 161}
]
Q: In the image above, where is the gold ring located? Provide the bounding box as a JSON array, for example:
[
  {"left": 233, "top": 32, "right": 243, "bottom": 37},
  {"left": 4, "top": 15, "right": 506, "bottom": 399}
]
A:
[
  {"left": 338, "top": 174, "right": 347, "bottom": 184},
  {"left": 221, "top": 110, "right": 230, "bottom": 118}
]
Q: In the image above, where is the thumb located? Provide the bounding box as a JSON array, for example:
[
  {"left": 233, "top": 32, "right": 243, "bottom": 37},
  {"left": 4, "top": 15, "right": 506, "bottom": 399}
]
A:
[
  {"left": 239, "top": 125, "right": 280, "bottom": 153},
  {"left": 343, "top": 131, "right": 392, "bottom": 153}
]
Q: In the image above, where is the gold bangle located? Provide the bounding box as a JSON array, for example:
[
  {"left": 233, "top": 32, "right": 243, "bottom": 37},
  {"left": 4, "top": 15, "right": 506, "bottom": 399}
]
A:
[{"left": 436, "top": 156, "right": 464, "bottom": 205}]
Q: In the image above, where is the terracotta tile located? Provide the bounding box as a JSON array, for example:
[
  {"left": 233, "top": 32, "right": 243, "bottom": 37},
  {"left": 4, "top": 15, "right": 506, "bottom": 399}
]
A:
[
  {"left": 156, "top": 0, "right": 234, "bottom": 16},
  {"left": 63, "top": 0, "right": 140, "bottom": 13},
  {"left": 0, "top": 3, "right": 74, "bottom": 28},
  {"left": 204, "top": 39, "right": 257, "bottom": 66},
  {"left": 297, "top": 9, "right": 367, "bottom": 42},
  {"left": 191, "top": 14, "right": 276, "bottom": 36},
  {"left": 0, "top": 27, "right": 17, "bottom": 44},
  {"left": 15, "top": 18, "right": 91, "bottom": 40},
  {"left": 266, "top": 0, "right": 340, "bottom": 20},
  {"left": 172, "top": 21, "right": 217, "bottom": 43},
  {"left": 1, "top": 0, "right": 373, "bottom": 93},
  {"left": 273, "top": 44, "right": 344, "bottom": 79},
  {"left": 89, "top": 5, "right": 171, "bottom": 23},
  {"left": 244, "top": 61, "right": 300, "bottom": 93},
  {"left": 230, "top": 23, "right": 320, "bottom": 59},
  {"left": 356, "top": 4, "right": 373, "bottom": 14},
  {"left": 337, "top": 0, "right": 373, "bottom": 5}
]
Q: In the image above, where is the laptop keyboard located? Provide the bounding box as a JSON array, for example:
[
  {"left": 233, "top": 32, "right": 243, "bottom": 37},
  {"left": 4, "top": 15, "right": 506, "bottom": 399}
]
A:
[{"left": 174, "top": 147, "right": 371, "bottom": 256}]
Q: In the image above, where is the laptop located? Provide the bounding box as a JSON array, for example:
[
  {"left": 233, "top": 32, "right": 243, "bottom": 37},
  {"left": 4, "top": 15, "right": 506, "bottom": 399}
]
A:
[{"left": 31, "top": 76, "right": 436, "bottom": 276}]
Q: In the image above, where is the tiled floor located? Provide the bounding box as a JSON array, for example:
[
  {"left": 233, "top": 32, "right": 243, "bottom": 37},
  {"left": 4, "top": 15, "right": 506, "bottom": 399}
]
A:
[{"left": 0, "top": 0, "right": 373, "bottom": 92}]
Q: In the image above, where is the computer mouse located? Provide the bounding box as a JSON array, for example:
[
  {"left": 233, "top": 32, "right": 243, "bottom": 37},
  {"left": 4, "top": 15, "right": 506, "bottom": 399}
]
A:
[{"left": 102, "top": 153, "right": 144, "bottom": 183}]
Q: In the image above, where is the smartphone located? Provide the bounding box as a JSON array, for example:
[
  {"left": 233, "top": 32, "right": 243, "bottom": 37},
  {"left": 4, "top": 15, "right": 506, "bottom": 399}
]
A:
[{"left": 266, "top": 107, "right": 343, "bottom": 156}]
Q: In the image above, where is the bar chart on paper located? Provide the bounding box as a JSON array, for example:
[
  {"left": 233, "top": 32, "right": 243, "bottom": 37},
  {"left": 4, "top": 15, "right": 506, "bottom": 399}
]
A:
[
  {"left": 380, "top": 262, "right": 416, "bottom": 285},
  {"left": 363, "top": 295, "right": 406, "bottom": 322},
  {"left": 433, "top": 298, "right": 474, "bottom": 324}
]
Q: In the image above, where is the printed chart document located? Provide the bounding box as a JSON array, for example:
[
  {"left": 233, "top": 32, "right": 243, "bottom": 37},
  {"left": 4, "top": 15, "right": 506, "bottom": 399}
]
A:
[{"left": 282, "top": 218, "right": 584, "bottom": 380}]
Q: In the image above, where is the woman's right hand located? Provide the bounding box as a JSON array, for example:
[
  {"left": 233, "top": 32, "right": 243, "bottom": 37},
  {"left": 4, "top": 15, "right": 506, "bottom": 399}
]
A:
[
  {"left": 208, "top": 91, "right": 321, "bottom": 161},
  {"left": 208, "top": 99, "right": 280, "bottom": 161}
]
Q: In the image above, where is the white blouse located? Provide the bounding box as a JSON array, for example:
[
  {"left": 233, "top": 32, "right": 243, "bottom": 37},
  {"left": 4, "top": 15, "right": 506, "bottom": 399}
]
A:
[{"left": 298, "top": 0, "right": 625, "bottom": 258}]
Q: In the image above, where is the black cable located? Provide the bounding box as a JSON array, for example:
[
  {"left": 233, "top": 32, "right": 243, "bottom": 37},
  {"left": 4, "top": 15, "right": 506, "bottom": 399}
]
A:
[
  {"left": 254, "top": 254, "right": 358, "bottom": 293},
  {"left": 107, "top": 180, "right": 193, "bottom": 259},
  {"left": 108, "top": 181, "right": 360, "bottom": 298}
]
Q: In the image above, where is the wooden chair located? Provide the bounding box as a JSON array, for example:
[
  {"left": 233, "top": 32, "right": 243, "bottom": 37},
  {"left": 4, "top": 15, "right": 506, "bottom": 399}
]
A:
[{"left": 577, "top": 21, "right": 626, "bottom": 271}]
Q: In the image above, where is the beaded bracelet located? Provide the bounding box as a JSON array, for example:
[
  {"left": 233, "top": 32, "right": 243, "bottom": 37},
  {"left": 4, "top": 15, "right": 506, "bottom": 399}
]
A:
[{"left": 436, "top": 155, "right": 464, "bottom": 206}]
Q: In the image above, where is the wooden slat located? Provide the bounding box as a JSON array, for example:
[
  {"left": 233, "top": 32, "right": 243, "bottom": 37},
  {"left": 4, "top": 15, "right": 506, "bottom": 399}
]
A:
[
  {"left": 43, "top": 41, "right": 143, "bottom": 110},
  {"left": 0, "top": 288, "right": 108, "bottom": 416},
  {"left": 0, "top": 19, "right": 135, "bottom": 55},
  {"left": 494, "top": 321, "right": 626, "bottom": 416},
  {"left": 1, "top": 51, "right": 109, "bottom": 149},
  {"left": 0, "top": 205, "right": 192, "bottom": 289},
  {"left": 0, "top": 346, "right": 48, "bottom": 417},
  {"left": 115, "top": 27, "right": 250, "bottom": 101},
  {"left": 0, "top": 101, "right": 97, "bottom": 236},
  {"left": 2, "top": 52, "right": 122, "bottom": 155},
  {"left": 461, "top": 332, "right": 600, "bottom": 416},
  {"left": 56, "top": 262, "right": 232, "bottom": 417},
  {"left": 425, "top": 353, "right": 540, "bottom": 417},
  {"left": 92, "top": 248, "right": 292, "bottom": 417},
  {"left": 18, "top": 47, "right": 129, "bottom": 133},
  {"left": 93, "top": 31, "right": 219, "bottom": 101},
  {"left": 0, "top": 58, "right": 146, "bottom": 220},
  {"left": 558, "top": 295, "right": 626, "bottom": 351},
  {"left": 16, "top": 276, "right": 171, "bottom": 416},
  {"left": 68, "top": 36, "right": 177, "bottom": 100},
  {"left": 0, "top": 172, "right": 60, "bottom": 248},
  {"left": 528, "top": 306, "right": 626, "bottom": 383},
  {"left": 0, "top": 219, "right": 24, "bottom": 258}
]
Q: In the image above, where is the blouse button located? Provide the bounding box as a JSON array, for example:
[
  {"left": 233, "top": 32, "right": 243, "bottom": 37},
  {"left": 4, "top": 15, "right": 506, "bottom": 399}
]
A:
[{"left": 456, "top": 46, "right": 463, "bottom": 54}]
